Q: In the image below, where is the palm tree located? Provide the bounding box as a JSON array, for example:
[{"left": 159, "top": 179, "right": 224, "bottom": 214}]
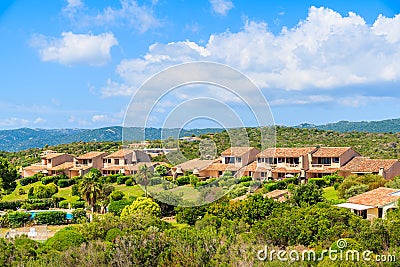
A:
[
  {"left": 80, "top": 168, "right": 102, "bottom": 213},
  {"left": 137, "top": 164, "right": 152, "bottom": 197}
]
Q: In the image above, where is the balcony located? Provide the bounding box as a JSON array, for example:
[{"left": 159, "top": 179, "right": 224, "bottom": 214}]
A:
[{"left": 311, "top": 164, "right": 332, "bottom": 169}]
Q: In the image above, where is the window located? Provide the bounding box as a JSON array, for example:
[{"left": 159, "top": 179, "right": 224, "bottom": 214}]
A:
[
  {"left": 108, "top": 159, "right": 111, "bottom": 164},
  {"left": 115, "top": 159, "right": 119, "bottom": 165},
  {"left": 88, "top": 159, "right": 92, "bottom": 164},
  {"left": 225, "top": 157, "right": 235, "bottom": 164},
  {"left": 48, "top": 159, "right": 51, "bottom": 164},
  {"left": 236, "top": 157, "right": 241, "bottom": 163},
  {"left": 319, "top": 157, "right": 331, "bottom": 165},
  {"left": 261, "top": 172, "right": 266, "bottom": 177},
  {"left": 278, "top": 158, "right": 284, "bottom": 163},
  {"left": 333, "top": 157, "right": 339, "bottom": 163}
]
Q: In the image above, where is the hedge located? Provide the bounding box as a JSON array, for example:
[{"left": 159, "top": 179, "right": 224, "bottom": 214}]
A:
[
  {"left": 175, "top": 176, "right": 190, "bottom": 186},
  {"left": 105, "top": 174, "right": 122, "bottom": 183},
  {"left": 19, "top": 175, "right": 39, "bottom": 186},
  {"left": 8, "top": 211, "right": 31, "bottom": 228},
  {"left": 34, "top": 211, "right": 66, "bottom": 225},
  {"left": 71, "top": 201, "right": 85, "bottom": 209},
  {"left": 308, "top": 178, "right": 328, "bottom": 188},
  {"left": 0, "top": 198, "right": 59, "bottom": 211},
  {"left": 239, "top": 176, "right": 253, "bottom": 183},
  {"left": 125, "top": 178, "right": 134, "bottom": 186},
  {"left": 264, "top": 182, "right": 278, "bottom": 192},
  {"left": 57, "top": 179, "right": 74, "bottom": 188},
  {"left": 72, "top": 208, "right": 87, "bottom": 223},
  {"left": 45, "top": 228, "right": 86, "bottom": 251},
  {"left": 117, "top": 176, "right": 130, "bottom": 185},
  {"left": 108, "top": 199, "right": 134, "bottom": 216}
]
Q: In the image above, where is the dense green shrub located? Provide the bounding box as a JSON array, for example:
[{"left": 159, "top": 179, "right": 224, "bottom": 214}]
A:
[
  {"left": 71, "top": 201, "right": 85, "bottom": 209},
  {"left": 241, "top": 181, "right": 251, "bottom": 187},
  {"left": 31, "top": 183, "right": 58, "bottom": 199},
  {"left": 71, "top": 184, "right": 80, "bottom": 197},
  {"left": 110, "top": 190, "right": 125, "bottom": 201},
  {"left": 41, "top": 176, "right": 56, "bottom": 185},
  {"left": 0, "top": 198, "right": 57, "bottom": 211},
  {"left": 59, "top": 200, "right": 69, "bottom": 209},
  {"left": 72, "top": 208, "right": 87, "bottom": 223},
  {"left": 148, "top": 177, "right": 162, "bottom": 186},
  {"left": 35, "top": 211, "right": 66, "bottom": 225},
  {"left": 264, "top": 182, "right": 278, "bottom": 192},
  {"left": 117, "top": 176, "right": 130, "bottom": 185},
  {"left": 8, "top": 211, "right": 31, "bottom": 227},
  {"left": 57, "top": 178, "right": 74, "bottom": 188},
  {"left": 239, "top": 176, "right": 252, "bottom": 183},
  {"left": 105, "top": 174, "right": 122, "bottom": 183},
  {"left": 19, "top": 174, "right": 40, "bottom": 186},
  {"left": 125, "top": 178, "right": 134, "bottom": 186},
  {"left": 108, "top": 199, "right": 134, "bottom": 216},
  {"left": 308, "top": 178, "right": 328, "bottom": 188},
  {"left": 105, "top": 228, "right": 123, "bottom": 242},
  {"left": 18, "top": 188, "right": 26, "bottom": 195},
  {"left": 21, "top": 202, "right": 48, "bottom": 210},
  {"left": 175, "top": 176, "right": 190, "bottom": 186},
  {"left": 45, "top": 228, "right": 86, "bottom": 251}
]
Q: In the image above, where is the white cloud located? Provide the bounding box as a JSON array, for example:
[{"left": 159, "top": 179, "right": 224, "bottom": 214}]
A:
[
  {"left": 64, "top": 0, "right": 160, "bottom": 33},
  {"left": 31, "top": 32, "right": 118, "bottom": 66},
  {"left": 104, "top": 6, "right": 400, "bottom": 96},
  {"left": 101, "top": 79, "right": 135, "bottom": 97},
  {"left": 0, "top": 117, "right": 29, "bottom": 127},
  {"left": 92, "top": 114, "right": 108, "bottom": 122},
  {"left": 33, "top": 117, "right": 46, "bottom": 124},
  {"left": 209, "top": 0, "right": 234, "bottom": 16}
]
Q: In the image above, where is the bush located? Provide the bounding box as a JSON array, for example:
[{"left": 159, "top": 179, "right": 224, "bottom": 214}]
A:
[
  {"left": 117, "top": 176, "right": 130, "bottom": 185},
  {"left": 105, "top": 174, "right": 122, "bottom": 183},
  {"left": 45, "top": 228, "right": 86, "bottom": 251},
  {"left": 149, "top": 177, "right": 163, "bottom": 186},
  {"left": 105, "top": 228, "right": 123, "bottom": 242},
  {"left": 308, "top": 178, "right": 328, "bottom": 188},
  {"left": 125, "top": 178, "right": 134, "bottom": 186},
  {"left": 17, "top": 188, "right": 26, "bottom": 195},
  {"left": 264, "top": 182, "right": 278, "bottom": 192},
  {"left": 241, "top": 181, "right": 251, "bottom": 187},
  {"left": 71, "top": 201, "right": 85, "bottom": 209},
  {"left": 175, "top": 176, "right": 190, "bottom": 186},
  {"left": 19, "top": 175, "right": 39, "bottom": 186},
  {"left": 71, "top": 184, "right": 80, "bottom": 197},
  {"left": 110, "top": 190, "right": 125, "bottom": 201},
  {"left": 41, "top": 176, "right": 56, "bottom": 185},
  {"left": 21, "top": 202, "right": 48, "bottom": 210},
  {"left": 120, "top": 197, "right": 161, "bottom": 219},
  {"left": 344, "top": 184, "right": 369, "bottom": 199},
  {"left": 57, "top": 179, "right": 74, "bottom": 188},
  {"left": 35, "top": 211, "right": 66, "bottom": 225},
  {"left": 8, "top": 211, "right": 31, "bottom": 228},
  {"left": 108, "top": 199, "right": 134, "bottom": 216},
  {"left": 72, "top": 208, "right": 87, "bottom": 223},
  {"left": 334, "top": 182, "right": 340, "bottom": 190},
  {"left": 239, "top": 176, "right": 253, "bottom": 183},
  {"left": 59, "top": 200, "right": 69, "bottom": 209}
]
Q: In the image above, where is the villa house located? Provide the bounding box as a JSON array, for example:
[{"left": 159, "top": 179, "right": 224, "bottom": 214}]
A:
[
  {"left": 69, "top": 151, "right": 108, "bottom": 177},
  {"left": 336, "top": 187, "right": 400, "bottom": 220},
  {"left": 307, "top": 147, "right": 360, "bottom": 178},
  {"left": 244, "top": 147, "right": 317, "bottom": 181},
  {"left": 101, "top": 149, "right": 150, "bottom": 175},
  {"left": 340, "top": 157, "right": 400, "bottom": 180},
  {"left": 171, "top": 158, "right": 216, "bottom": 179},
  {"left": 23, "top": 152, "right": 74, "bottom": 177},
  {"left": 202, "top": 147, "right": 260, "bottom": 178}
]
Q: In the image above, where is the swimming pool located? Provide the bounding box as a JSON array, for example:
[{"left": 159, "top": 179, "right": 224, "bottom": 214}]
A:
[{"left": 27, "top": 210, "right": 73, "bottom": 220}]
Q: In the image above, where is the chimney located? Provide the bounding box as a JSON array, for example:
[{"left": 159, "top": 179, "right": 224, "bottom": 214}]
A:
[{"left": 378, "top": 167, "right": 385, "bottom": 178}]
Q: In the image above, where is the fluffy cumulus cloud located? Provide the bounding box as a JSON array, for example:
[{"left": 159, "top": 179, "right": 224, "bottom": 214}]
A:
[
  {"left": 63, "top": 0, "right": 161, "bottom": 33},
  {"left": 103, "top": 6, "right": 400, "bottom": 99},
  {"left": 209, "top": 0, "right": 234, "bottom": 16},
  {"left": 31, "top": 32, "right": 118, "bottom": 66}
]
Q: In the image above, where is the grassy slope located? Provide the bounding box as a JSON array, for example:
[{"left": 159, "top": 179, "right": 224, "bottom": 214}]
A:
[{"left": 323, "top": 186, "right": 345, "bottom": 202}]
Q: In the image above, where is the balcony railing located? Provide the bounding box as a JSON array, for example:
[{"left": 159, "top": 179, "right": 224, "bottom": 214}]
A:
[{"left": 311, "top": 164, "right": 332, "bottom": 168}]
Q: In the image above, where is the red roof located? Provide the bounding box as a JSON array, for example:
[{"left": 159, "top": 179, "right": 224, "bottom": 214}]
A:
[
  {"left": 312, "top": 147, "right": 357, "bottom": 157},
  {"left": 221, "top": 147, "right": 258, "bottom": 156},
  {"left": 341, "top": 157, "right": 400, "bottom": 172},
  {"left": 258, "top": 147, "right": 316, "bottom": 158},
  {"left": 348, "top": 187, "right": 400, "bottom": 207}
]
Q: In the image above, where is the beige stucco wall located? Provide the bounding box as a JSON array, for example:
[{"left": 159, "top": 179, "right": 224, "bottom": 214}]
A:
[
  {"left": 340, "top": 148, "right": 360, "bottom": 167},
  {"left": 386, "top": 161, "right": 400, "bottom": 180}
]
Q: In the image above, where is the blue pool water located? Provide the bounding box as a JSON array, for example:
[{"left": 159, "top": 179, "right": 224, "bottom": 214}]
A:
[{"left": 28, "top": 210, "right": 73, "bottom": 219}]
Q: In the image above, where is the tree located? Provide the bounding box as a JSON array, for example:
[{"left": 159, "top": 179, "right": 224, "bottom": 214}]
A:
[
  {"left": 385, "top": 175, "right": 400, "bottom": 189},
  {"left": 154, "top": 165, "right": 168, "bottom": 176},
  {"left": 120, "top": 197, "right": 161, "bottom": 219},
  {"left": 0, "top": 157, "right": 18, "bottom": 194},
  {"left": 80, "top": 168, "right": 103, "bottom": 212},
  {"left": 290, "top": 183, "right": 324, "bottom": 206},
  {"left": 136, "top": 165, "right": 152, "bottom": 197}
]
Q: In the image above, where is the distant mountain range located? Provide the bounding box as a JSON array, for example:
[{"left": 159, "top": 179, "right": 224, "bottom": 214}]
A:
[
  {"left": 0, "top": 127, "right": 223, "bottom": 152},
  {"left": 2, "top": 118, "right": 400, "bottom": 152},
  {"left": 296, "top": 118, "right": 400, "bottom": 133}
]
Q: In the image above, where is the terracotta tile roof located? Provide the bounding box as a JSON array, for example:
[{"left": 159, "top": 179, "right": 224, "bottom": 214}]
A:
[
  {"left": 70, "top": 166, "right": 92, "bottom": 171},
  {"left": 102, "top": 165, "right": 127, "bottom": 171},
  {"left": 348, "top": 187, "right": 400, "bottom": 207},
  {"left": 221, "top": 147, "right": 258, "bottom": 156},
  {"left": 77, "top": 151, "right": 108, "bottom": 160},
  {"left": 341, "top": 157, "right": 400, "bottom": 173},
  {"left": 24, "top": 164, "right": 47, "bottom": 171},
  {"left": 48, "top": 162, "right": 74, "bottom": 170},
  {"left": 174, "top": 158, "right": 214, "bottom": 171},
  {"left": 243, "top": 162, "right": 261, "bottom": 172},
  {"left": 258, "top": 147, "right": 316, "bottom": 158},
  {"left": 129, "top": 162, "right": 158, "bottom": 172},
  {"left": 264, "top": 189, "right": 290, "bottom": 200},
  {"left": 42, "top": 153, "right": 67, "bottom": 159},
  {"left": 312, "top": 147, "right": 357, "bottom": 157},
  {"left": 204, "top": 163, "right": 242, "bottom": 172},
  {"left": 105, "top": 149, "right": 133, "bottom": 158}
]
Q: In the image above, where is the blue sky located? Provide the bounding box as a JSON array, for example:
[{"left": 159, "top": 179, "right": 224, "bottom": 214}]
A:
[{"left": 1, "top": 0, "right": 400, "bottom": 129}]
